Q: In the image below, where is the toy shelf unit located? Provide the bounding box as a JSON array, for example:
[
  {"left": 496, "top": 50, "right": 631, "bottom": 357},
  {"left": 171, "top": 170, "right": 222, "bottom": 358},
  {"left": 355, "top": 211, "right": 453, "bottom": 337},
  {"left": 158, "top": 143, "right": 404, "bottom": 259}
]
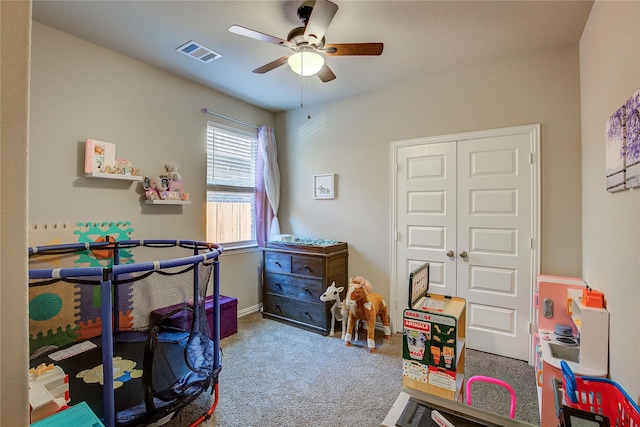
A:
[
  {"left": 402, "top": 263, "right": 466, "bottom": 402},
  {"left": 262, "top": 240, "right": 348, "bottom": 336}
]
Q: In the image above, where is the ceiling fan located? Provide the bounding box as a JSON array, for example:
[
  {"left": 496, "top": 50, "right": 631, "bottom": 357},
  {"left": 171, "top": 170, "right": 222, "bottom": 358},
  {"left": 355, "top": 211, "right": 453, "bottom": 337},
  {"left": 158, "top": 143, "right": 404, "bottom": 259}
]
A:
[{"left": 229, "top": 0, "right": 383, "bottom": 82}]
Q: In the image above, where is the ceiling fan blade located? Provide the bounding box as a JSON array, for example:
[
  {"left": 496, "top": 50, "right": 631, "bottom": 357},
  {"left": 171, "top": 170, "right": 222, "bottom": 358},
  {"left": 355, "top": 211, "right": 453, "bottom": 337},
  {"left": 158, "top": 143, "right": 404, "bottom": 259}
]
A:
[
  {"left": 317, "top": 63, "right": 336, "bottom": 83},
  {"left": 323, "top": 43, "right": 384, "bottom": 56},
  {"left": 229, "top": 25, "right": 293, "bottom": 48},
  {"left": 252, "top": 56, "right": 290, "bottom": 74},
  {"left": 304, "top": 0, "right": 338, "bottom": 46}
]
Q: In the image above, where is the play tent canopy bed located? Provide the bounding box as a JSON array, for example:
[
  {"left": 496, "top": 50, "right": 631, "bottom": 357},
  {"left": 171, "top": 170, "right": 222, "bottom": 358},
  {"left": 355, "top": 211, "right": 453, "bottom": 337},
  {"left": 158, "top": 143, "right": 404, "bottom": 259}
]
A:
[{"left": 28, "top": 239, "right": 223, "bottom": 427}]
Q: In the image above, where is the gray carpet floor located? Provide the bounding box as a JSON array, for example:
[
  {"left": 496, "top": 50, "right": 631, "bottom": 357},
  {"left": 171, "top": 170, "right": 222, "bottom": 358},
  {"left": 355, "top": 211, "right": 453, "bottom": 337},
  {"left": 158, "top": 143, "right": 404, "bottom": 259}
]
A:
[{"left": 166, "top": 311, "right": 540, "bottom": 426}]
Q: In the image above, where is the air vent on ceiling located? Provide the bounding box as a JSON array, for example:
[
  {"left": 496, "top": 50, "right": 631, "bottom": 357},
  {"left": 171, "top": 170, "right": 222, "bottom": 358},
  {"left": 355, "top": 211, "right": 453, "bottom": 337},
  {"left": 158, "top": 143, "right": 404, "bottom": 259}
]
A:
[{"left": 176, "top": 40, "right": 221, "bottom": 63}]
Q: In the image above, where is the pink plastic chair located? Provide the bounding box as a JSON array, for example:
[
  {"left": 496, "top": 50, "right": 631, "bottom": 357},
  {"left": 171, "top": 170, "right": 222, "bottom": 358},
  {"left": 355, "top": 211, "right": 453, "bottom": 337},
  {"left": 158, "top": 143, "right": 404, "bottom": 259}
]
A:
[{"left": 465, "top": 375, "right": 517, "bottom": 419}]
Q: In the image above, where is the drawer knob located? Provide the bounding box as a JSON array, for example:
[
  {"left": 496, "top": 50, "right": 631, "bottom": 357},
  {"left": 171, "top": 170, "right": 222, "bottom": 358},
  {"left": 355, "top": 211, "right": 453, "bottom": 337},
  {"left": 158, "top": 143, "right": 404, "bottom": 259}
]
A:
[
  {"left": 275, "top": 261, "right": 281, "bottom": 267},
  {"left": 304, "top": 288, "right": 312, "bottom": 295},
  {"left": 304, "top": 265, "right": 310, "bottom": 271},
  {"left": 275, "top": 304, "right": 281, "bottom": 312},
  {"left": 304, "top": 312, "right": 311, "bottom": 318},
  {"left": 275, "top": 283, "right": 282, "bottom": 289}
]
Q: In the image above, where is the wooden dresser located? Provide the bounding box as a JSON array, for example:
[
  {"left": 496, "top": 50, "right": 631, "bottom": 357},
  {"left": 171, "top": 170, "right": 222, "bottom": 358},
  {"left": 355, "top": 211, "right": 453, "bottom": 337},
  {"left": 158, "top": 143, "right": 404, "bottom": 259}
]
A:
[{"left": 262, "top": 241, "right": 348, "bottom": 335}]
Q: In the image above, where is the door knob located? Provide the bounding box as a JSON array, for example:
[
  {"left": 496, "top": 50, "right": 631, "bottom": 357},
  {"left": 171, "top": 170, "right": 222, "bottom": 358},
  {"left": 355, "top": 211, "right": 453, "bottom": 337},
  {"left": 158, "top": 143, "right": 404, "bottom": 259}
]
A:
[
  {"left": 459, "top": 251, "right": 468, "bottom": 258},
  {"left": 446, "top": 250, "right": 454, "bottom": 257}
]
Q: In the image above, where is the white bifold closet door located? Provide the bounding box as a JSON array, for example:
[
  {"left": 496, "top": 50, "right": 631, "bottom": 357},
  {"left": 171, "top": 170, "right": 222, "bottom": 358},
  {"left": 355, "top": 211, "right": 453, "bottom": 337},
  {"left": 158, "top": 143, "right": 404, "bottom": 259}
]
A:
[{"left": 394, "top": 125, "right": 538, "bottom": 361}]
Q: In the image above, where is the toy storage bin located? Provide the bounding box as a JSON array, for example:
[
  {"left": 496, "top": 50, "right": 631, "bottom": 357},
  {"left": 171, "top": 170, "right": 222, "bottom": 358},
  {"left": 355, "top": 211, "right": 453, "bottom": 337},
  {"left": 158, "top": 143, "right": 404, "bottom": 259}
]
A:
[
  {"left": 150, "top": 295, "right": 238, "bottom": 339},
  {"left": 561, "top": 361, "right": 640, "bottom": 426},
  {"left": 219, "top": 295, "right": 238, "bottom": 339},
  {"left": 30, "top": 402, "right": 104, "bottom": 427}
]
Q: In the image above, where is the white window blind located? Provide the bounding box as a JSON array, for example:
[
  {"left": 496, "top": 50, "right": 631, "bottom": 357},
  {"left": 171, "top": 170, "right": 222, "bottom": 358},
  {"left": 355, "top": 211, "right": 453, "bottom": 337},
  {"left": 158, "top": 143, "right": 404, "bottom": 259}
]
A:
[
  {"left": 207, "top": 126, "right": 257, "bottom": 189},
  {"left": 206, "top": 123, "right": 258, "bottom": 247}
]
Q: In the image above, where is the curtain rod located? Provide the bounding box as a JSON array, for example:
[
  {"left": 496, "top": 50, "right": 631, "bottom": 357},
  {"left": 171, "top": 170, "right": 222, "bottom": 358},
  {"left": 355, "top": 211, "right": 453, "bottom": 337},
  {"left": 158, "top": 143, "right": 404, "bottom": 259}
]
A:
[{"left": 201, "top": 108, "right": 259, "bottom": 130}]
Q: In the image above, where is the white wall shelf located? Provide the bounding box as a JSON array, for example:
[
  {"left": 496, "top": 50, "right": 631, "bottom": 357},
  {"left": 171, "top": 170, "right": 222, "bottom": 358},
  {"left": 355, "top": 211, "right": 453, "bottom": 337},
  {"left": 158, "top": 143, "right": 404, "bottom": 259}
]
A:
[
  {"left": 85, "top": 172, "right": 143, "bottom": 181},
  {"left": 144, "top": 200, "right": 191, "bottom": 205}
]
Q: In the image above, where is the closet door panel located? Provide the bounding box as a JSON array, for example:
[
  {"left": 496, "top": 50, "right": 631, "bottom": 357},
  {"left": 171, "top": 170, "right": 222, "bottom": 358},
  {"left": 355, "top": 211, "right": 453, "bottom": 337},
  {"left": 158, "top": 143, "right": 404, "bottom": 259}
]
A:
[
  {"left": 395, "top": 142, "right": 457, "bottom": 328},
  {"left": 457, "top": 134, "right": 532, "bottom": 361}
]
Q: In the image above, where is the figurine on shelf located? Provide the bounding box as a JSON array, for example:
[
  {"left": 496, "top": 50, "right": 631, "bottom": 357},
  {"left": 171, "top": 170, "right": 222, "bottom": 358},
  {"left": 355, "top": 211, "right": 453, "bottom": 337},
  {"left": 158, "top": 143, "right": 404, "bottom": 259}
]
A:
[
  {"left": 165, "top": 163, "right": 182, "bottom": 180},
  {"left": 143, "top": 176, "right": 170, "bottom": 200},
  {"left": 114, "top": 158, "right": 140, "bottom": 176}
]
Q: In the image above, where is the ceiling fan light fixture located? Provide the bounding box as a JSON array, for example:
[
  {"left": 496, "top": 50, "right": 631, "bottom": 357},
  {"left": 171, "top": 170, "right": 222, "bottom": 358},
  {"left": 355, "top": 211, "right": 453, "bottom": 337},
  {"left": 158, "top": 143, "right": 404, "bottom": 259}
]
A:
[{"left": 288, "top": 52, "right": 324, "bottom": 76}]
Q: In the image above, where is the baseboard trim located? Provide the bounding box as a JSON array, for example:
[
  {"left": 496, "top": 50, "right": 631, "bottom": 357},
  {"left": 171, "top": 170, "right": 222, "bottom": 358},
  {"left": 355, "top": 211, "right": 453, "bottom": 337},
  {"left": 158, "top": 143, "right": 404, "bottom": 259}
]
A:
[
  {"left": 236, "top": 305, "right": 391, "bottom": 332},
  {"left": 238, "top": 303, "right": 262, "bottom": 318}
]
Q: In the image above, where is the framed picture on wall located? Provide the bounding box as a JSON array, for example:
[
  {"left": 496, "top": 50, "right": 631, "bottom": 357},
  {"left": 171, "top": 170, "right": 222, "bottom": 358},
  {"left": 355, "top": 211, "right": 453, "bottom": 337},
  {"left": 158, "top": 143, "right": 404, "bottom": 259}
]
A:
[
  {"left": 606, "top": 105, "right": 626, "bottom": 193},
  {"left": 624, "top": 89, "right": 640, "bottom": 188},
  {"left": 313, "top": 174, "right": 334, "bottom": 199},
  {"left": 605, "top": 88, "right": 640, "bottom": 192}
]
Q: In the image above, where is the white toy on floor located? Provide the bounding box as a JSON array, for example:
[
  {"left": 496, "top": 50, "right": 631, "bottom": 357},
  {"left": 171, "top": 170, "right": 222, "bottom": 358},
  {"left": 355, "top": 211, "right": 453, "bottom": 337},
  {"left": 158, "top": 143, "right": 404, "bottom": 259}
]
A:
[
  {"left": 29, "top": 363, "right": 70, "bottom": 423},
  {"left": 319, "top": 282, "right": 346, "bottom": 338}
]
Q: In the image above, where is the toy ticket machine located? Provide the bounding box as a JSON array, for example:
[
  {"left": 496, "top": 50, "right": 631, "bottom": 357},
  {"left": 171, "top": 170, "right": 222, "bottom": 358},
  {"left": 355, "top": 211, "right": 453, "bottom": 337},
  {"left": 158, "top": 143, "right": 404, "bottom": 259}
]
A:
[{"left": 402, "top": 263, "right": 467, "bottom": 402}]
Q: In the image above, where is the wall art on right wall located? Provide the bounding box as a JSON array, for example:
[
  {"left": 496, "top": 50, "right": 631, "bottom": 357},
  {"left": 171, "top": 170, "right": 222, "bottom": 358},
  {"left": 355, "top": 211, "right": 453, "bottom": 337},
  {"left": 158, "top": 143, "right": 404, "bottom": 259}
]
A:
[
  {"left": 605, "top": 88, "right": 640, "bottom": 192},
  {"left": 624, "top": 89, "right": 640, "bottom": 189},
  {"left": 606, "top": 105, "right": 626, "bottom": 192}
]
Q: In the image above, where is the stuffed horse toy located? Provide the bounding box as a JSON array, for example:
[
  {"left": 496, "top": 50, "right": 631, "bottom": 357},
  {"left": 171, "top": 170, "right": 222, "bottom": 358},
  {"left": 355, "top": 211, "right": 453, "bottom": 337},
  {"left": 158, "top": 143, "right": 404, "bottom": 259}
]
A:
[
  {"left": 319, "top": 282, "right": 346, "bottom": 338},
  {"left": 349, "top": 276, "right": 373, "bottom": 294},
  {"left": 342, "top": 276, "right": 373, "bottom": 338},
  {"left": 342, "top": 276, "right": 373, "bottom": 332},
  {"left": 344, "top": 279, "right": 391, "bottom": 353}
]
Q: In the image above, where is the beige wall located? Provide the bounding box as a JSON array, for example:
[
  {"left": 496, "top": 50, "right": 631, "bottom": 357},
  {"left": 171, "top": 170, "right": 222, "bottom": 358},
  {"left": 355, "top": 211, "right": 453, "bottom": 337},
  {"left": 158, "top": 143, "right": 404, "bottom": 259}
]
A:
[
  {"left": 10, "top": 1, "right": 638, "bottom": 421},
  {"left": 276, "top": 47, "right": 583, "bottom": 309},
  {"left": 1, "top": 1, "right": 31, "bottom": 425},
  {"left": 29, "top": 22, "right": 274, "bottom": 313},
  {"left": 579, "top": 0, "right": 640, "bottom": 400}
]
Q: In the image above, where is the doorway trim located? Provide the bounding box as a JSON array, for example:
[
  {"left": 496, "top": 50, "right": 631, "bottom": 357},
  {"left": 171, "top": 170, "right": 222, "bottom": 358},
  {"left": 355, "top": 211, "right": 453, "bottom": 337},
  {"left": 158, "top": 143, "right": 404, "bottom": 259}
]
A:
[{"left": 390, "top": 124, "right": 541, "bottom": 364}]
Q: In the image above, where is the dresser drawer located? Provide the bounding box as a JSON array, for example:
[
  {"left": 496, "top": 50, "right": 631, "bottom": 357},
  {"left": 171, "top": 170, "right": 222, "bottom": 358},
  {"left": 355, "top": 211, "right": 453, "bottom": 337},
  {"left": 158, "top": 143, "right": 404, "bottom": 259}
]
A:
[
  {"left": 263, "top": 294, "right": 325, "bottom": 328},
  {"left": 264, "top": 252, "right": 291, "bottom": 274},
  {"left": 291, "top": 255, "right": 324, "bottom": 277},
  {"left": 264, "top": 272, "right": 324, "bottom": 301}
]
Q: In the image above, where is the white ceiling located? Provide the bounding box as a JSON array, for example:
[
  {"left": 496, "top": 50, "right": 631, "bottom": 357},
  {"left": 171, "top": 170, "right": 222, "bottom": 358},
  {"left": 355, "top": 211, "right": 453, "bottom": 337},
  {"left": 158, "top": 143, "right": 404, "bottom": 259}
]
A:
[{"left": 31, "top": 0, "right": 594, "bottom": 113}]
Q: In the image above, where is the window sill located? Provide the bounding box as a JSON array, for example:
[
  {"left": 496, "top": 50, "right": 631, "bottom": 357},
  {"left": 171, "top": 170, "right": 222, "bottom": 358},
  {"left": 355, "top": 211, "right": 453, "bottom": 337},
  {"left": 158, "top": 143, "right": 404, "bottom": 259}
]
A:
[{"left": 219, "top": 243, "right": 260, "bottom": 255}]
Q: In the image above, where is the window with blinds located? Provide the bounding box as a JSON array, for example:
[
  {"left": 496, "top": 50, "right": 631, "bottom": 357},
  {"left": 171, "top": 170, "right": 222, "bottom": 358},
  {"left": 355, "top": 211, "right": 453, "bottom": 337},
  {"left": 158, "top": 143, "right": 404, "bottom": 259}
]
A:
[{"left": 206, "top": 123, "right": 257, "bottom": 247}]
